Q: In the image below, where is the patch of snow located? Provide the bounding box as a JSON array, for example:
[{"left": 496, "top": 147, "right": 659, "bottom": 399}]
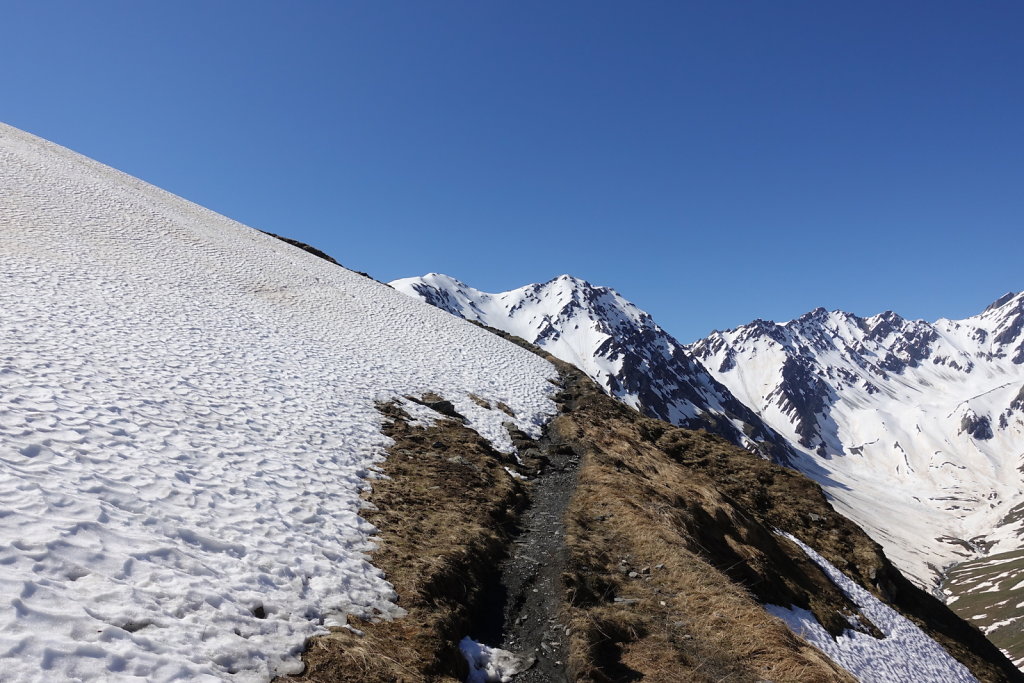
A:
[
  {"left": 459, "top": 637, "right": 534, "bottom": 683},
  {"left": 767, "top": 533, "right": 977, "bottom": 682},
  {"left": 0, "top": 123, "right": 558, "bottom": 680},
  {"left": 395, "top": 396, "right": 443, "bottom": 429},
  {"left": 503, "top": 467, "right": 528, "bottom": 481}
]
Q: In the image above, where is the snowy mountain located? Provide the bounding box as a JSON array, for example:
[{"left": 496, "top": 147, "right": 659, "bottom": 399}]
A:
[
  {"left": 390, "top": 273, "right": 797, "bottom": 463},
  {"left": 3, "top": 119, "right": 1021, "bottom": 680},
  {"left": 688, "top": 295, "right": 1024, "bottom": 590},
  {"left": 0, "top": 123, "right": 559, "bottom": 680}
]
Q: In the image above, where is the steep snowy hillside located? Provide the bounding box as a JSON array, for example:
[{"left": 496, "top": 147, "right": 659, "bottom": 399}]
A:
[
  {"left": 0, "top": 123, "right": 558, "bottom": 681},
  {"left": 688, "top": 298, "right": 1024, "bottom": 592},
  {"left": 391, "top": 273, "right": 796, "bottom": 463}
]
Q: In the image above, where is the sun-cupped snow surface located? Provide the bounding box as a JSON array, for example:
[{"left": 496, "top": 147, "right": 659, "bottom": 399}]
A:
[
  {"left": 766, "top": 533, "right": 977, "bottom": 683},
  {"left": 0, "top": 123, "right": 558, "bottom": 681}
]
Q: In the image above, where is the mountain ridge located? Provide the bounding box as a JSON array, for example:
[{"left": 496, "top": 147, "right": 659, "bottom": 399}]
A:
[{"left": 391, "top": 273, "right": 801, "bottom": 466}]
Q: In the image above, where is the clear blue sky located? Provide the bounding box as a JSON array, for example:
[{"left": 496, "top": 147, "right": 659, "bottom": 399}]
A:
[{"left": 3, "top": 2, "right": 1022, "bottom": 342}]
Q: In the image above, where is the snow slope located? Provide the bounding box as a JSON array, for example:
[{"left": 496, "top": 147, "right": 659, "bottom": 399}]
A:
[
  {"left": 767, "top": 533, "right": 977, "bottom": 682},
  {"left": 0, "top": 123, "right": 558, "bottom": 681},
  {"left": 390, "top": 273, "right": 797, "bottom": 463},
  {"left": 689, "top": 300, "right": 1024, "bottom": 590}
]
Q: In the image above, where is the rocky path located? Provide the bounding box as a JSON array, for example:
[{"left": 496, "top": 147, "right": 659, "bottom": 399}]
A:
[
  {"left": 464, "top": 394, "right": 580, "bottom": 683},
  {"left": 500, "top": 438, "right": 579, "bottom": 682},
  {"left": 496, "top": 435, "right": 579, "bottom": 682}
]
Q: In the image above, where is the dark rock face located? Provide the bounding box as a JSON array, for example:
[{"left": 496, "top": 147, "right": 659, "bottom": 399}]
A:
[
  {"left": 986, "top": 292, "right": 1019, "bottom": 313},
  {"left": 989, "top": 295, "right": 1024, "bottom": 364},
  {"left": 769, "top": 356, "right": 831, "bottom": 451},
  {"left": 259, "top": 230, "right": 340, "bottom": 264},
  {"left": 960, "top": 412, "right": 994, "bottom": 440},
  {"left": 1012, "top": 385, "right": 1024, "bottom": 413},
  {"left": 407, "top": 282, "right": 469, "bottom": 316},
  {"left": 875, "top": 324, "right": 938, "bottom": 373},
  {"left": 994, "top": 314, "right": 1024, "bottom": 349}
]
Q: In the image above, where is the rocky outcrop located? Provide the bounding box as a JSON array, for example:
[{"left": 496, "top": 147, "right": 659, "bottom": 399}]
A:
[{"left": 961, "top": 410, "right": 995, "bottom": 440}]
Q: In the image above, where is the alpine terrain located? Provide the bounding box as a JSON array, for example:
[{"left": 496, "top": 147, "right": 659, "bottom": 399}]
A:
[
  {"left": 2, "top": 120, "right": 1021, "bottom": 682},
  {"left": 690, "top": 296, "right": 1024, "bottom": 662},
  {"left": 395, "top": 274, "right": 1024, "bottom": 668},
  {"left": 389, "top": 274, "right": 798, "bottom": 464}
]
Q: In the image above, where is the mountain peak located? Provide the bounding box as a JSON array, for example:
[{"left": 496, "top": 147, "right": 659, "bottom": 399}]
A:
[
  {"left": 418, "top": 272, "right": 470, "bottom": 288},
  {"left": 984, "top": 291, "right": 1020, "bottom": 313},
  {"left": 392, "top": 272, "right": 798, "bottom": 462},
  {"left": 543, "top": 273, "right": 594, "bottom": 290}
]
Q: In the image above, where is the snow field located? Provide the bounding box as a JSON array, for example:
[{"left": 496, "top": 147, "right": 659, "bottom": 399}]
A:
[{"left": 0, "top": 123, "right": 558, "bottom": 681}]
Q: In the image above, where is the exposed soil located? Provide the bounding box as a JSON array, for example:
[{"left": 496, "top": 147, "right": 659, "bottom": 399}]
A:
[{"left": 483, "top": 423, "right": 579, "bottom": 682}]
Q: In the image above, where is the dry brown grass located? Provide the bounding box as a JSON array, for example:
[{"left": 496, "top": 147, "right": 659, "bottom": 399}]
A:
[
  {"left": 557, "top": 410, "right": 856, "bottom": 682},
  {"left": 547, "top": 357, "right": 1022, "bottom": 682}
]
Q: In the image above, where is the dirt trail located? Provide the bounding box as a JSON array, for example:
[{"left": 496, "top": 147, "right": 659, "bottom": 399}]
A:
[{"left": 489, "top": 433, "right": 579, "bottom": 682}]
